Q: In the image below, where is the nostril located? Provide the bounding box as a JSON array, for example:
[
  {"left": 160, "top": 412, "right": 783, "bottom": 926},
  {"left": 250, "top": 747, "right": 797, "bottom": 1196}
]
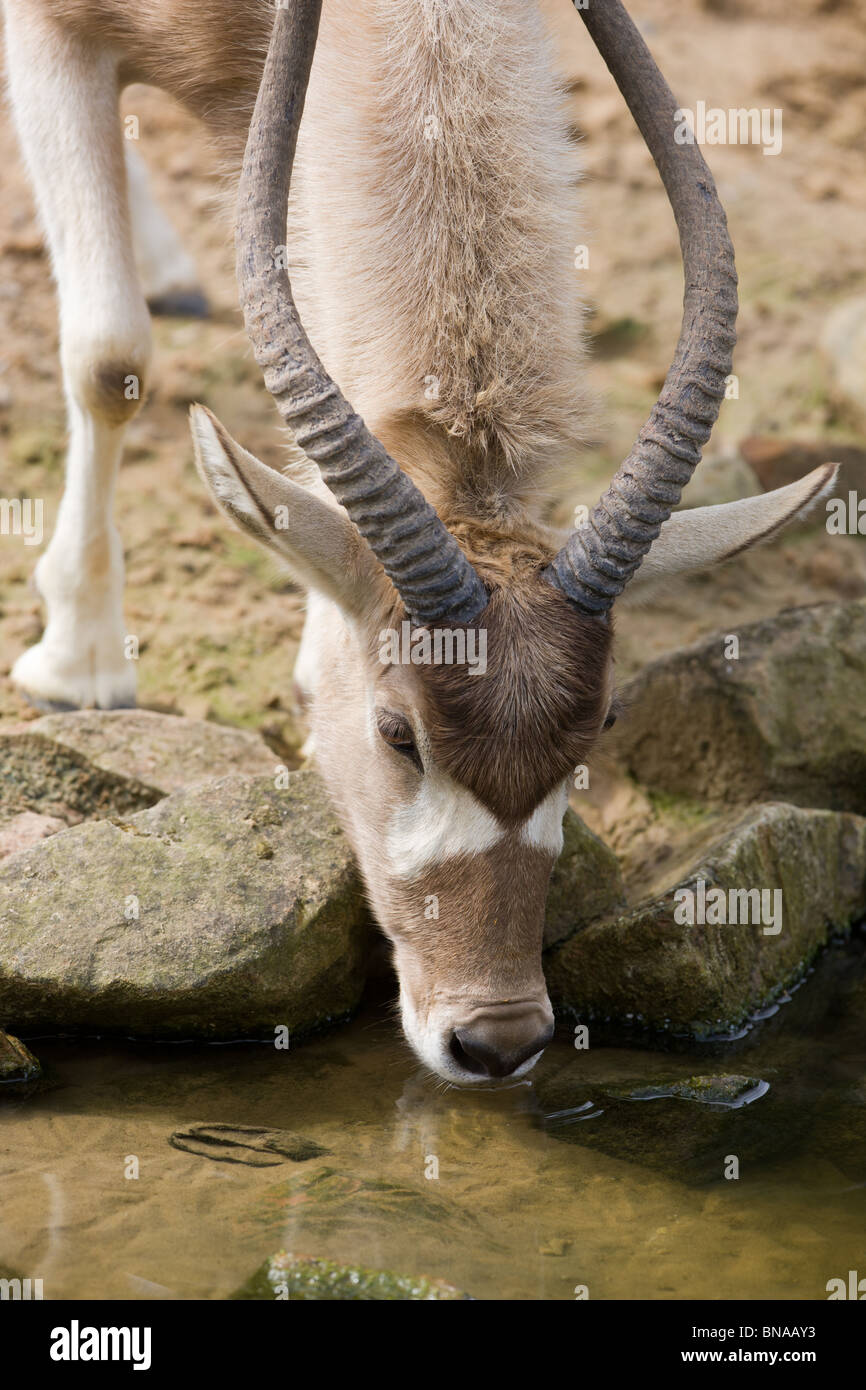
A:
[
  {"left": 452, "top": 1022, "right": 553, "bottom": 1079},
  {"left": 449, "top": 1031, "right": 488, "bottom": 1075}
]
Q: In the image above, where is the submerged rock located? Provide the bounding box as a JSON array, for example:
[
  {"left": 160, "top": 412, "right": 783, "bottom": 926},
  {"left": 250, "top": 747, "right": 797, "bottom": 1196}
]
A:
[
  {"left": 234, "top": 1251, "right": 471, "bottom": 1300},
  {"left": 602, "top": 1074, "right": 768, "bottom": 1106},
  {"left": 0, "top": 1029, "right": 41, "bottom": 1093},
  {"left": 0, "top": 771, "right": 370, "bottom": 1039},
  {"left": 170, "top": 1123, "right": 329, "bottom": 1166},
  {"left": 248, "top": 1165, "right": 480, "bottom": 1249},
  {"left": 535, "top": 1066, "right": 790, "bottom": 1185},
  {"left": 612, "top": 601, "right": 866, "bottom": 814},
  {"left": 546, "top": 801, "right": 866, "bottom": 1037}
]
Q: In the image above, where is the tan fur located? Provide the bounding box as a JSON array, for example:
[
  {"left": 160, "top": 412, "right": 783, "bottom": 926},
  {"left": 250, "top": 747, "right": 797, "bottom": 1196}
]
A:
[
  {"left": 37, "top": 0, "right": 590, "bottom": 508},
  {"left": 11, "top": 0, "right": 835, "bottom": 1082}
]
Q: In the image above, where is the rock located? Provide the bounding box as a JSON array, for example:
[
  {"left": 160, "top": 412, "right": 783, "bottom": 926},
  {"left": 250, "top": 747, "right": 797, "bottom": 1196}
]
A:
[
  {"left": 822, "top": 296, "right": 866, "bottom": 424},
  {"left": 0, "top": 810, "right": 67, "bottom": 862},
  {"left": 534, "top": 1066, "right": 792, "bottom": 1185},
  {"left": 542, "top": 937, "right": 866, "bottom": 1184},
  {"left": 233, "top": 1251, "right": 471, "bottom": 1300},
  {"left": 0, "top": 730, "right": 161, "bottom": 825},
  {"left": 0, "top": 771, "right": 371, "bottom": 1039},
  {"left": 545, "top": 801, "right": 866, "bottom": 1038},
  {"left": 28, "top": 709, "right": 277, "bottom": 796},
  {"left": 740, "top": 435, "right": 866, "bottom": 498},
  {"left": 602, "top": 1075, "right": 768, "bottom": 1106},
  {"left": 612, "top": 601, "right": 866, "bottom": 813},
  {"left": 0, "top": 1030, "right": 41, "bottom": 1092},
  {"left": 169, "top": 1124, "right": 329, "bottom": 1166},
  {"left": 544, "top": 810, "right": 625, "bottom": 947}
]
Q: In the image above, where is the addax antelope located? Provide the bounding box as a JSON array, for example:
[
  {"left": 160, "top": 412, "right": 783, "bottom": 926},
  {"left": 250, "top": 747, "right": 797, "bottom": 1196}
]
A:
[{"left": 3, "top": 0, "right": 836, "bottom": 1081}]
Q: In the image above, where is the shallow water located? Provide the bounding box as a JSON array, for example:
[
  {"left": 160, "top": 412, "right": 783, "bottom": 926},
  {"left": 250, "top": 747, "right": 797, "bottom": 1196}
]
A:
[{"left": 1, "top": 937, "right": 864, "bottom": 1301}]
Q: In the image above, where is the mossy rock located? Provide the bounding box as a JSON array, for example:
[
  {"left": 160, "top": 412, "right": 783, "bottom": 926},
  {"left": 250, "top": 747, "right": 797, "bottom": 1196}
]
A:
[
  {"left": 545, "top": 801, "right": 866, "bottom": 1038},
  {"left": 0, "top": 771, "right": 371, "bottom": 1039},
  {"left": 0, "top": 731, "right": 161, "bottom": 824},
  {"left": 233, "top": 1252, "right": 471, "bottom": 1300},
  {"left": 544, "top": 810, "right": 625, "bottom": 947},
  {"left": 29, "top": 709, "right": 278, "bottom": 795},
  {"left": 613, "top": 601, "right": 866, "bottom": 813},
  {"left": 603, "top": 1074, "right": 766, "bottom": 1105}
]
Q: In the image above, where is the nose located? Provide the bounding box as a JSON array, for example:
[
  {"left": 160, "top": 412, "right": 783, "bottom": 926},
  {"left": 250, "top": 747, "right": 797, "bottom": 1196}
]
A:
[{"left": 449, "top": 1004, "right": 554, "bottom": 1079}]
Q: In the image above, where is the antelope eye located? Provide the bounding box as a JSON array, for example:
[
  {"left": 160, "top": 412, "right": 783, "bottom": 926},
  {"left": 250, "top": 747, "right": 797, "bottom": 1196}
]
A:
[
  {"left": 375, "top": 709, "right": 421, "bottom": 769},
  {"left": 602, "top": 694, "right": 623, "bottom": 732}
]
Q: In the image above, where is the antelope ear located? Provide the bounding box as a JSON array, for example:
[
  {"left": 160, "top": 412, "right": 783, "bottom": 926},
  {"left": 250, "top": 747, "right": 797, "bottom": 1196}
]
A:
[
  {"left": 189, "top": 404, "right": 377, "bottom": 615},
  {"left": 621, "top": 463, "right": 839, "bottom": 601}
]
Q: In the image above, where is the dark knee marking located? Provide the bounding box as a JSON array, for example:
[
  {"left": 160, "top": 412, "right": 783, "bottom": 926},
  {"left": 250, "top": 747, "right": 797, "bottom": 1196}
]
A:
[{"left": 81, "top": 360, "right": 147, "bottom": 425}]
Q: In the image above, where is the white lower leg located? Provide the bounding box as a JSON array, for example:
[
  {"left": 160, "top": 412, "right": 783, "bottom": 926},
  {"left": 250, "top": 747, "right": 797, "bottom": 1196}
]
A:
[
  {"left": 13, "top": 409, "right": 135, "bottom": 709},
  {"left": 5, "top": 6, "right": 151, "bottom": 708}
]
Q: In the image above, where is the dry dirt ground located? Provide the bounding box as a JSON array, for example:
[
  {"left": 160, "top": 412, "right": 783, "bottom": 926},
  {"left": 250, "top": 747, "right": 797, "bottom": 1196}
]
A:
[{"left": 1, "top": 0, "right": 864, "bottom": 783}]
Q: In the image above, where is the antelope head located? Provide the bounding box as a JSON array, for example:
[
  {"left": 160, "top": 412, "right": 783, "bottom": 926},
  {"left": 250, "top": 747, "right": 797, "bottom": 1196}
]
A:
[{"left": 191, "top": 0, "right": 836, "bottom": 1084}]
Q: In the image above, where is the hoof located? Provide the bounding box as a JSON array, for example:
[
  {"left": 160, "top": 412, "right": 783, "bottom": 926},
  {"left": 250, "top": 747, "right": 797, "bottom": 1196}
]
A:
[
  {"left": 147, "top": 289, "right": 211, "bottom": 319},
  {"left": 12, "top": 642, "right": 138, "bottom": 714},
  {"left": 18, "top": 690, "right": 138, "bottom": 715},
  {"left": 22, "top": 695, "right": 81, "bottom": 714}
]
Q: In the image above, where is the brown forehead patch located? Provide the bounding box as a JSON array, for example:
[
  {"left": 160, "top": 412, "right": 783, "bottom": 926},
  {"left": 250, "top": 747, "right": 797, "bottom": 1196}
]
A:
[{"left": 415, "top": 581, "right": 613, "bottom": 823}]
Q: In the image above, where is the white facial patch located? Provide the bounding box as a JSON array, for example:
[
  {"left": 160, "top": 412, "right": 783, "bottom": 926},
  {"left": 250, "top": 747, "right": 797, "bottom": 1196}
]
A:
[
  {"left": 385, "top": 765, "right": 504, "bottom": 880},
  {"left": 383, "top": 703, "right": 570, "bottom": 878},
  {"left": 519, "top": 780, "right": 569, "bottom": 856}
]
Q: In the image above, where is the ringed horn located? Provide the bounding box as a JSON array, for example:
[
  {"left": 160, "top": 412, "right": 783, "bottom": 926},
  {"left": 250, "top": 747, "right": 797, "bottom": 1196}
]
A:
[
  {"left": 236, "top": 0, "right": 488, "bottom": 626},
  {"left": 237, "top": 0, "right": 737, "bottom": 625},
  {"left": 544, "top": 0, "right": 739, "bottom": 616}
]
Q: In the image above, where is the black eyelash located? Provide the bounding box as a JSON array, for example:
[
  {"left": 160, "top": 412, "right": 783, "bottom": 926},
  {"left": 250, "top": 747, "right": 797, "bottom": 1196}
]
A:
[
  {"left": 604, "top": 695, "right": 624, "bottom": 730},
  {"left": 376, "top": 711, "right": 423, "bottom": 771}
]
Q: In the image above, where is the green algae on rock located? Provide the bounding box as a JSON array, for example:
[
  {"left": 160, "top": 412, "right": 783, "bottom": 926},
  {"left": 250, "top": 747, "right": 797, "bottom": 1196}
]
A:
[
  {"left": 0, "top": 770, "right": 371, "bottom": 1039},
  {"left": 234, "top": 1251, "right": 471, "bottom": 1300},
  {"left": 603, "top": 1074, "right": 768, "bottom": 1107}
]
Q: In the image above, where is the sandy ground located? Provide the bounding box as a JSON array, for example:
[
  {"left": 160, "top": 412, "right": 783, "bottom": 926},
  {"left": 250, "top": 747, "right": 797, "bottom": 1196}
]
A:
[{"left": 0, "top": 0, "right": 864, "bottom": 764}]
